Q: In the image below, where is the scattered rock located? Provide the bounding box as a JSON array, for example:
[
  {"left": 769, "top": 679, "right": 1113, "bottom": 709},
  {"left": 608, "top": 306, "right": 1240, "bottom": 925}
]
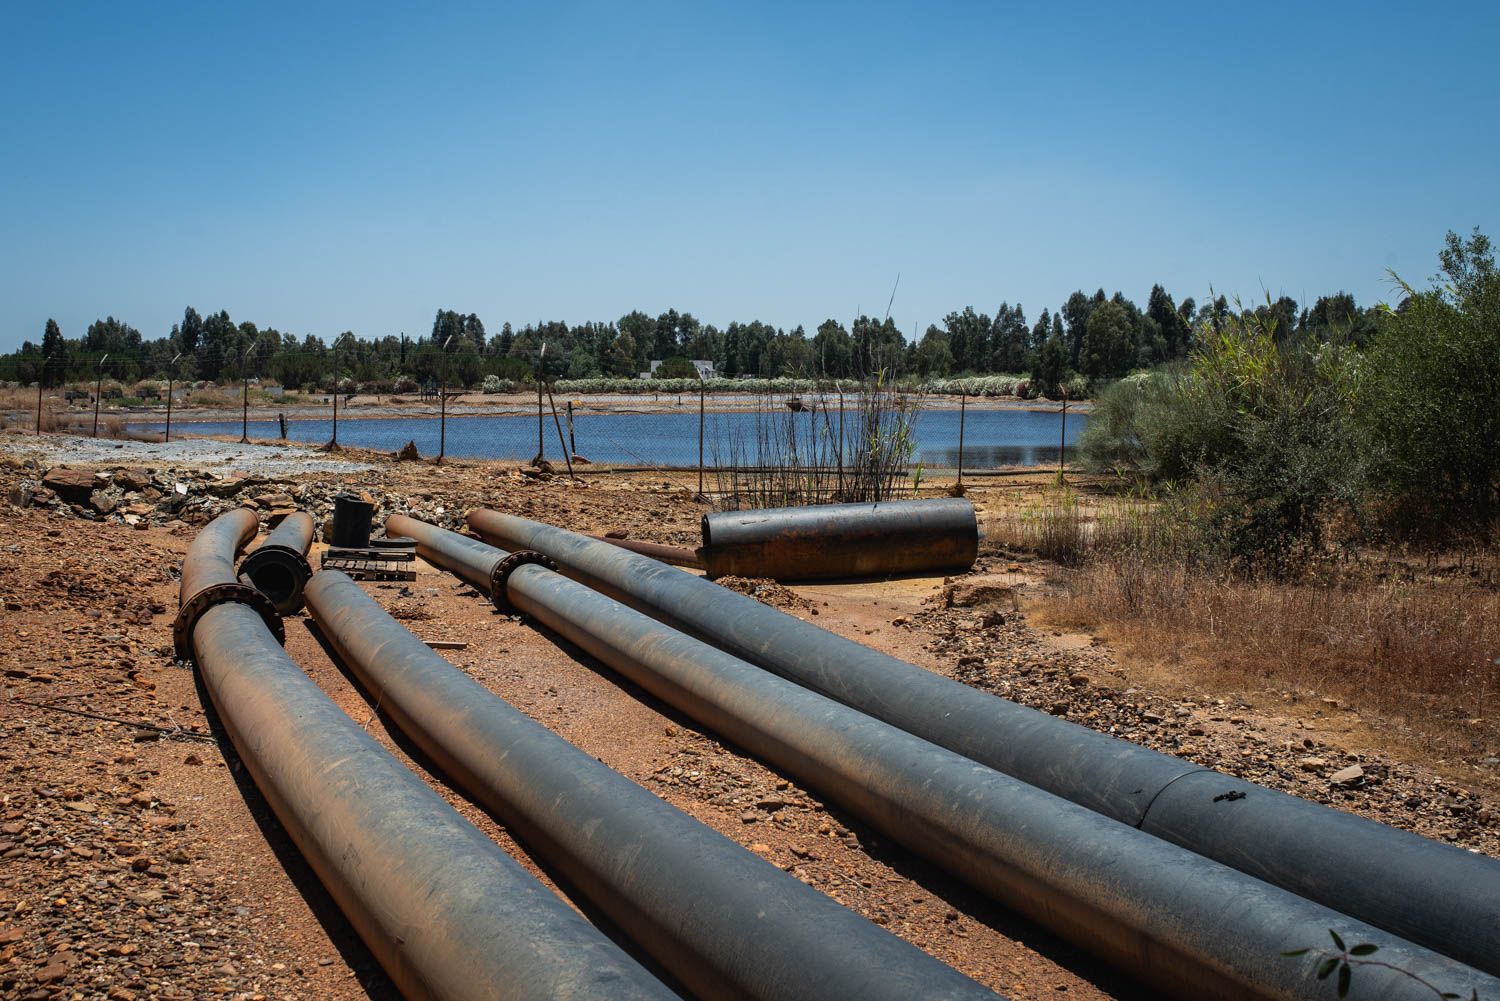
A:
[
  {"left": 42, "top": 467, "right": 96, "bottom": 502},
  {"left": 943, "top": 576, "right": 1014, "bottom": 609},
  {"left": 113, "top": 467, "right": 151, "bottom": 492}
]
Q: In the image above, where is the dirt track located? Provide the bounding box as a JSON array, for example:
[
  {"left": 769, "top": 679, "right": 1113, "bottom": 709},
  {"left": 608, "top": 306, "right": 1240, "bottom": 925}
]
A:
[{"left": 1, "top": 440, "right": 1495, "bottom": 1000}]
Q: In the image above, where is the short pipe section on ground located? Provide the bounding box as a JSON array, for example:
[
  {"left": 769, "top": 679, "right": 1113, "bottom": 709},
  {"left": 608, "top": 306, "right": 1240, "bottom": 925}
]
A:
[{"left": 699, "top": 498, "right": 979, "bottom": 580}]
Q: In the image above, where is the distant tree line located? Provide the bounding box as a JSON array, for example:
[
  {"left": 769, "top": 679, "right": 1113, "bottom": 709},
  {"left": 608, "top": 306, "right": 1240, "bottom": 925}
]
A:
[{"left": 0, "top": 285, "right": 1384, "bottom": 396}]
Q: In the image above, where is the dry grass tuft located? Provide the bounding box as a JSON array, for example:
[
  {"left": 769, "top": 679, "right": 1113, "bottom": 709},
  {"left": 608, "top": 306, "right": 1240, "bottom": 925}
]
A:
[{"left": 1003, "top": 483, "right": 1500, "bottom": 763}]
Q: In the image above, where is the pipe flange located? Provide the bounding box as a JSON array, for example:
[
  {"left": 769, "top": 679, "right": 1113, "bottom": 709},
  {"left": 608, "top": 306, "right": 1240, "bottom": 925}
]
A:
[
  {"left": 239, "top": 545, "right": 314, "bottom": 614},
  {"left": 489, "top": 550, "right": 558, "bottom": 612},
  {"left": 173, "top": 581, "right": 286, "bottom": 663}
]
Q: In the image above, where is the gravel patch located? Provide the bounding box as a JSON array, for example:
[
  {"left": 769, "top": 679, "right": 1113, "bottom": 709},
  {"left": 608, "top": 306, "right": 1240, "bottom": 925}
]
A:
[{"left": 0, "top": 433, "right": 372, "bottom": 475}]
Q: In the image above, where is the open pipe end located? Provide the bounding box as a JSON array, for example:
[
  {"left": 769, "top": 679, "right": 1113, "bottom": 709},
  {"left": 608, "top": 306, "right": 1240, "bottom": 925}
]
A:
[{"left": 240, "top": 546, "right": 314, "bottom": 615}]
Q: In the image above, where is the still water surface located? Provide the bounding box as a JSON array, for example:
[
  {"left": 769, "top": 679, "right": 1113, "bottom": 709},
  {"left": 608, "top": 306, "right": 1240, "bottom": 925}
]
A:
[{"left": 134, "top": 406, "right": 1085, "bottom": 469}]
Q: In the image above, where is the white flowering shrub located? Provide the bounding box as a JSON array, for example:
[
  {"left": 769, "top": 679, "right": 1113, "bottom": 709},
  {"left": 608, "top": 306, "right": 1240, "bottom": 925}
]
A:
[{"left": 547, "top": 372, "right": 1074, "bottom": 398}]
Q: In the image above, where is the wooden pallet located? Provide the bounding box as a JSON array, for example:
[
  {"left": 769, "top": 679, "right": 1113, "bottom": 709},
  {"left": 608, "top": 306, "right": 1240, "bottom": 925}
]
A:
[
  {"left": 321, "top": 544, "right": 418, "bottom": 581},
  {"left": 321, "top": 556, "right": 417, "bottom": 581},
  {"left": 326, "top": 546, "right": 416, "bottom": 562}
]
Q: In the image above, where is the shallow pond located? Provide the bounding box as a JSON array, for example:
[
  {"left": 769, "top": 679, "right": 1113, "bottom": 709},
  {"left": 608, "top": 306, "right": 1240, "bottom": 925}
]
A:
[{"left": 133, "top": 406, "right": 1085, "bottom": 469}]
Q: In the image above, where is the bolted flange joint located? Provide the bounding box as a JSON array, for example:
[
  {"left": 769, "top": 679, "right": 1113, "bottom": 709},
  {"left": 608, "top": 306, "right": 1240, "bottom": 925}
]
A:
[
  {"left": 173, "top": 581, "right": 285, "bottom": 663},
  {"left": 489, "top": 550, "right": 558, "bottom": 613}
]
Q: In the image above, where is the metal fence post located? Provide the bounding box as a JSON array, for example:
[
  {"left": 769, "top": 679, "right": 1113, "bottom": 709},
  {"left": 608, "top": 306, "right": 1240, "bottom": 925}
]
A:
[
  {"left": 92, "top": 354, "right": 108, "bottom": 438},
  {"left": 697, "top": 374, "right": 706, "bottom": 497},
  {"left": 240, "top": 348, "right": 251, "bottom": 443},
  {"left": 545, "top": 382, "right": 576, "bottom": 482},
  {"left": 439, "top": 334, "right": 454, "bottom": 463},
  {"left": 329, "top": 350, "right": 339, "bottom": 449},
  {"left": 165, "top": 352, "right": 181, "bottom": 443},
  {"left": 1058, "top": 388, "right": 1068, "bottom": 481},
  {"left": 957, "top": 386, "right": 966, "bottom": 489},
  {"left": 836, "top": 382, "right": 845, "bottom": 501}
]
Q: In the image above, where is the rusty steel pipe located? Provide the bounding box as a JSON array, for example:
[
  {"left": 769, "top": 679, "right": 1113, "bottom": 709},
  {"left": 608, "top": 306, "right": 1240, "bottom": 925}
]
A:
[
  {"left": 178, "top": 506, "right": 260, "bottom": 602},
  {"left": 304, "top": 568, "right": 1002, "bottom": 1001},
  {"left": 238, "top": 511, "right": 314, "bottom": 614},
  {"left": 408, "top": 517, "right": 1498, "bottom": 1001},
  {"left": 699, "top": 498, "right": 978, "bottom": 580},
  {"left": 386, "top": 514, "right": 538, "bottom": 601},
  {"left": 173, "top": 506, "right": 282, "bottom": 660},
  {"left": 467, "top": 510, "right": 1500, "bottom": 977},
  {"left": 589, "top": 534, "right": 706, "bottom": 570},
  {"left": 180, "top": 513, "right": 675, "bottom": 1001}
]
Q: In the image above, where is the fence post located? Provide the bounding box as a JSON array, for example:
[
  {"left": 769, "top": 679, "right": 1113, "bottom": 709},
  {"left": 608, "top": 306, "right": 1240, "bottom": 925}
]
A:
[
  {"left": 35, "top": 374, "right": 42, "bottom": 437},
  {"left": 545, "top": 382, "right": 576, "bottom": 483},
  {"left": 566, "top": 400, "right": 576, "bottom": 456},
  {"left": 836, "top": 383, "right": 845, "bottom": 501},
  {"left": 439, "top": 382, "right": 448, "bottom": 461},
  {"left": 957, "top": 387, "right": 966, "bottom": 490},
  {"left": 1058, "top": 388, "right": 1068, "bottom": 481},
  {"left": 536, "top": 381, "right": 544, "bottom": 462},
  {"left": 329, "top": 350, "right": 339, "bottom": 449},
  {"left": 697, "top": 374, "right": 706, "bottom": 497},
  {"left": 92, "top": 354, "right": 108, "bottom": 438}
]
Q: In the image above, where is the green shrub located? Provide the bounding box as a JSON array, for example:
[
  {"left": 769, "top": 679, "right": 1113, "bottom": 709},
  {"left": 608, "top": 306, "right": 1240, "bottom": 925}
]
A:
[
  {"left": 1078, "top": 372, "right": 1160, "bottom": 477},
  {"left": 1354, "top": 229, "right": 1499, "bottom": 542},
  {"left": 1080, "top": 302, "right": 1357, "bottom": 576}
]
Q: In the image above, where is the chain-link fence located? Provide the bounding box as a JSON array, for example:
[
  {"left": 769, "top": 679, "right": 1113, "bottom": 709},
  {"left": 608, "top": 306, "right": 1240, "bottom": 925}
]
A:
[{"left": 6, "top": 388, "right": 1085, "bottom": 482}]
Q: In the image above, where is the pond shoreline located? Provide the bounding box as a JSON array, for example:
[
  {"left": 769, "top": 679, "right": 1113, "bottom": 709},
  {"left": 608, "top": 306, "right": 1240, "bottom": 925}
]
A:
[{"left": 48, "top": 391, "right": 1090, "bottom": 426}]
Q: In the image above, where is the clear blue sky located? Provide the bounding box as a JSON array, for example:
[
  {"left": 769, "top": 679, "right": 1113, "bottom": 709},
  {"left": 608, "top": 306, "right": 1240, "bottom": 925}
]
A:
[{"left": 2, "top": 1, "right": 1496, "bottom": 351}]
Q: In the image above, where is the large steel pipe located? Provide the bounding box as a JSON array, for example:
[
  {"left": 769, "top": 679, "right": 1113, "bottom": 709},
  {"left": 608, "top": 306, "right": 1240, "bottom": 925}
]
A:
[
  {"left": 239, "top": 511, "right": 315, "bottom": 614},
  {"left": 173, "top": 506, "right": 283, "bottom": 660},
  {"left": 699, "top": 498, "right": 979, "bottom": 580},
  {"left": 180, "top": 506, "right": 261, "bottom": 603},
  {"left": 408, "top": 517, "right": 1498, "bottom": 1001},
  {"left": 304, "top": 569, "right": 1002, "bottom": 1001},
  {"left": 468, "top": 510, "right": 1500, "bottom": 977},
  {"left": 181, "top": 513, "right": 675, "bottom": 1001}
]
